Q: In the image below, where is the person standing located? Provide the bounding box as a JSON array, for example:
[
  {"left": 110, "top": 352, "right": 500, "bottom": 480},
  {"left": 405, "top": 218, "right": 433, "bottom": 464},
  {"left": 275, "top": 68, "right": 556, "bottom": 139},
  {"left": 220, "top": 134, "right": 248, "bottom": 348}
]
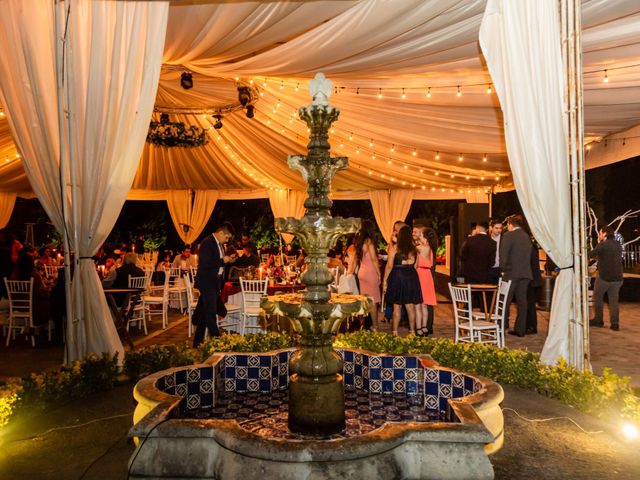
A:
[
  {"left": 488, "top": 219, "right": 503, "bottom": 284},
  {"left": 351, "top": 220, "right": 382, "bottom": 330},
  {"left": 459, "top": 221, "right": 496, "bottom": 284},
  {"left": 192, "top": 222, "right": 237, "bottom": 347},
  {"left": 383, "top": 225, "right": 422, "bottom": 336},
  {"left": 589, "top": 225, "right": 624, "bottom": 331},
  {"left": 414, "top": 225, "right": 437, "bottom": 336},
  {"left": 500, "top": 215, "right": 532, "bottom": 337},
  {"left": 526, "top": 237, "right": 542, "bottom": 334}
]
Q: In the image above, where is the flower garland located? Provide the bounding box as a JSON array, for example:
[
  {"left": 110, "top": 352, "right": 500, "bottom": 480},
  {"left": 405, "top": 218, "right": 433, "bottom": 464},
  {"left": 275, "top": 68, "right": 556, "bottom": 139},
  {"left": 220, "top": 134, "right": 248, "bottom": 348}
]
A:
[{"left": 146, "top": 113, "right": 208, "bottom": 148}]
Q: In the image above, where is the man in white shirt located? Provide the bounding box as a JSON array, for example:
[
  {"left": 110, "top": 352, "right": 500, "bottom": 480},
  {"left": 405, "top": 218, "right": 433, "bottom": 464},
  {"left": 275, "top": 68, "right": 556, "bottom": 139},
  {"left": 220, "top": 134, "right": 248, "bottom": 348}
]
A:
[
  {"left": 172, "top": 245, "right": 197, "bottom": 272},
  {"left": 488, "top": 219, "right": 503, "bottom": 284}
]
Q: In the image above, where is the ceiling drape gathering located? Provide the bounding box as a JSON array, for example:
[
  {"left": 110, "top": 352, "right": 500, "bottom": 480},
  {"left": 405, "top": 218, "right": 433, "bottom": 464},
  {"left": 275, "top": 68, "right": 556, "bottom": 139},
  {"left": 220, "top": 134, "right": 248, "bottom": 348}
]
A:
[
  {"left": 0, "top": 191, "right": 16, "bottom": 228},
  {"left": 369, "top": 190, "right": 415, "bottom": 243},
  {"left": 480, "top": 0, "right": 576, "bottom": 365},
  {"left": 0, "top": 0, "right": 169, "bottom": 363},
  {"left": 267, "top": 189, "right": 306, "bottom": 244},
  {"left": 167, "top": 190, "right": 219, "bottom": 245}
]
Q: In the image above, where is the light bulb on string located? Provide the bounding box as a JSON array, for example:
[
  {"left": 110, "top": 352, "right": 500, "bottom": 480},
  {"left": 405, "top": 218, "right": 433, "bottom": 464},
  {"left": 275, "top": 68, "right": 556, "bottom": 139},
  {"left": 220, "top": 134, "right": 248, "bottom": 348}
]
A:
[
  {"left": 458, "top": 154, "right": 463, "bottom": 162},
  {"left": 427, "top": 87, "right": 431, "bottom": 98},
  {"left": 369, "top": 139, "right": 374, "bottom": 147},
  {"left": 435, "top": 151, "right": 440, "bottom": 160},
  {"left": 378, "top": 88, "right": 382, "bottom": 99},
  {"left": 412, "top": 148, "right": 417, "bottom": 157},
  {"left": 295, "top": 83, "right": 299, "bottom": 92},
  {"left": 483, "top": 154, "right": 487, "bottom": 162},
  {"left": 280, "top": 80, "right": 284, "bottom": 90},
  {"left": 603, "top": 69, "right": 609, "bottom": 83},
  {"left": 263, "top": 78, "right": 268, "bottom": 87},
  {"left": 486, "top": 85, "right": 492, "bottom": 94},
  {"left": 457, "top": 85, "right": 461, "bottom": 97},
  {"left": 349, "top": 133, "right": 353, "bottom": 140},
  {"left": 402, "top": 88, "right": 406, "bottom": 99},
  {"left": 249, "top": 79, "right": 254, "bottom": 84},
  {"left": 390, "top": 144, "right": 395, "bottom": 152}
]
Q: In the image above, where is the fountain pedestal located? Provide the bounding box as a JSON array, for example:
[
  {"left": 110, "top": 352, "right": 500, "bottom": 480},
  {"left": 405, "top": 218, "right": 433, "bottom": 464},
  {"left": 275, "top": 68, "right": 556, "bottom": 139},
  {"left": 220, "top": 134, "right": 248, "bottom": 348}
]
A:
[{"left": 272, "top": 74, "right": 360, "bottom": 435}]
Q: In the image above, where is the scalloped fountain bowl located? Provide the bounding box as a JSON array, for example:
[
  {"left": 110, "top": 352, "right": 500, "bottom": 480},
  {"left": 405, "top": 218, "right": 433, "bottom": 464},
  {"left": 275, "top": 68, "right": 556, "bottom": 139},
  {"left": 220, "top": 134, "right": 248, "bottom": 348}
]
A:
[{"left": 129, "top": 347, "right": 504, "bottom": 480}]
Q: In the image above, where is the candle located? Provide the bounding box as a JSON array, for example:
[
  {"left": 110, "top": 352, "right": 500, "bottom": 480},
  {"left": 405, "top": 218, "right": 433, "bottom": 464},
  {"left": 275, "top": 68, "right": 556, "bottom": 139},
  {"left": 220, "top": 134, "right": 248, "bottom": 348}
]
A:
[{"left": 259, "top": 267, "right": 263, "bottom": 280}]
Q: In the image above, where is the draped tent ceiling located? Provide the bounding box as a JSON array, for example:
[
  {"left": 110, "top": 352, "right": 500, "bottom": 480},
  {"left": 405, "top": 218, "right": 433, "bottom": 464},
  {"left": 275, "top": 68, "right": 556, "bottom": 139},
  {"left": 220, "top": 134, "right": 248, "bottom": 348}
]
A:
[{"left": 0, "top": 0, "right": 639, "bottom": 201}]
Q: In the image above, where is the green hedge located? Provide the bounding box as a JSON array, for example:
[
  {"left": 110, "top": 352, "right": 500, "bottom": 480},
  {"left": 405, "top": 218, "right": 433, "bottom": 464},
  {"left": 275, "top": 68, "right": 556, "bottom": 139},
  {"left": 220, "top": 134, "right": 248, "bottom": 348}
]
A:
[{"left": 1, "top": 332, "right": 638, "bottom": 429}]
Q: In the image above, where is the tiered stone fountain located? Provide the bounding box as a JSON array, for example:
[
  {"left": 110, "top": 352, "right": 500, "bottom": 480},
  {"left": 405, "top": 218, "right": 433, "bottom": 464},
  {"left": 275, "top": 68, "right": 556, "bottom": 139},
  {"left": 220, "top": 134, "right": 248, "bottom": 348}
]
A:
[{"left": 128, "top": 74, "right": 504, "bottom": 480}]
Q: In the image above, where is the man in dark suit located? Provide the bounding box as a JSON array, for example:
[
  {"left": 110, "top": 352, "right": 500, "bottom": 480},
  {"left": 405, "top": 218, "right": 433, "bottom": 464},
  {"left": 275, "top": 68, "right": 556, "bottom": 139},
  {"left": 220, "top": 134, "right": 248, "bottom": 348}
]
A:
[
  {"left": 192, "top": 222, "right": 237, "bottom": 348},
  {"left": 459, "top": 221, "right": 496, "bottom": 284},
  {"left": 526, "top": 237, "right": 542, "bottom": 334},
  {"left": 500, "top": 215, "right": 533, "bottom": 337},
  {"left": 488, "top": 219, "right": 503, "bottom": 284}
]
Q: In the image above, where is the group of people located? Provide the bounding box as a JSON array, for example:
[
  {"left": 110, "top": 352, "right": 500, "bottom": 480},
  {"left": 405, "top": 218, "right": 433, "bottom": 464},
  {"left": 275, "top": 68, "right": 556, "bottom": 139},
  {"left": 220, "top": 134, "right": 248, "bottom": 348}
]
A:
[{"left": 458, "top": 215, "right": 540, "bottom": 337}]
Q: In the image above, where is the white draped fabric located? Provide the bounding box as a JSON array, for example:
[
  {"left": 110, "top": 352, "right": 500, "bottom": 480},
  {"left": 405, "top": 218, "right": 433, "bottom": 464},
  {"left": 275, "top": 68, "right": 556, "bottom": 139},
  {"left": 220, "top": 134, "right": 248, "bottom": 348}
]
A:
[
  {"left": 480, "top": 0, "right": 575, "bottom": 365},
  {"left": 167, "top": 190, "right": 219, "bottom": 245},
  {"left": 268, "top": 189, "right": 306, "bottom": 244},
  {"left": 369, "top": 190, "right": 414, "bottom": 243},
  {"left": 1, "top": 0, "right": 638, "bottom": 197},
  {"left": 0, "top": 0, "right": 169, "bottom": 362},
  {"left": 0, "top": 191, "right": 16, "bottom": 228}
]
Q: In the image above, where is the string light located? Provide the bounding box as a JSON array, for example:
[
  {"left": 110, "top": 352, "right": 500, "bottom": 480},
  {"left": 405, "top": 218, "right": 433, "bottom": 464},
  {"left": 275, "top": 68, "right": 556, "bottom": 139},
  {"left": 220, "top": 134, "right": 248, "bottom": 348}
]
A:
[
  {"left": 249, "top": 79, "right": 254, "bottom": 84},
  {"left": 483, "top": 154, "right": 487, "bottom": 162},
  {"left": 603, "top": 69, "right": 609, "bottom": 83},
  {"left": 427, "top": 87, "right": 431, "bottom": 98},
  {"left": 356, "top": 88, "right": 360, "bottom": 95},
  {"left": 280, "top": 80, "right": 284, "bottom": 90},
  {"left": 378, "top": 88, "right": 382, "bottom": 99},
  {"left": 457, "top": 85, "right": 462, "bottom": 97},
  {"left": 349, "top": 133, "right": 353, "bottom": 140},
  {"left": 458, "top": 154, "right": 463, "bottom": 161},
  {"left": 390, "top": 144, "right": 395, "bottom": 152},
  {"left": 412, "top": 148, "right": 417, "bottom": 157},
  {"left": 486, "top": 85, "right": 492, "bottom": 94},
  {"left": 295, "top": 83, "right": 299, "bottom": 92},
  {"left": 369, "top": 139, "right": 374, "bottom": 147},
  {"left": 401, "top": 88, "right": 406, "bottom": 99},
  {"left": 263, "top": 77, "right": 268, "bottom": 87},
  {"left": 436, "top": 152, "right": 440, "bottom": 160}
]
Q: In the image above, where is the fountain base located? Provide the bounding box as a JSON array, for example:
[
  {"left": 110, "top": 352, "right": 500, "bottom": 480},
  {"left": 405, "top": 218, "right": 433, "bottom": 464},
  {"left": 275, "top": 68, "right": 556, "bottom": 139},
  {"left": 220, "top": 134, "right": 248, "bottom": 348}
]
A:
[{"left": 288, "top": 373, "right": 345, "bottom": 435}]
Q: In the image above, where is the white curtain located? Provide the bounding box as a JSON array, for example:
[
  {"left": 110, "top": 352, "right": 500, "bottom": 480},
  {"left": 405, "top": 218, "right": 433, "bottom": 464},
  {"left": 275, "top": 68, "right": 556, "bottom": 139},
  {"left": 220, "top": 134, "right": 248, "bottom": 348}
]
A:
[
  {"left": 268, "top": 189, "right": 306, "bottom": 244},
  {"left": 369, "top": 190, "right": 414, "bottom": 243},
  {"left": 480, "top": 0, "right": 576, "bottom": 365},
  {"left": 167, "top": 189, "right": 218, "bottom": 245},
  {"left": 0, "top": 191, "right": 16, "bottom": 228},
  {"left": 0, "top": 0, "right": 169, "bottom": 362}
]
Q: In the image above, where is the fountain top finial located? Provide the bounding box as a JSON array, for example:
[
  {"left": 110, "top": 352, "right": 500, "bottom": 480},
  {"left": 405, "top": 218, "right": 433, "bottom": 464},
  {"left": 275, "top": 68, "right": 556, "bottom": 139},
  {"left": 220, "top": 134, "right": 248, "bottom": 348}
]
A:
[{"left": 308, "top": 73, "right": 332, "bottom": 106}]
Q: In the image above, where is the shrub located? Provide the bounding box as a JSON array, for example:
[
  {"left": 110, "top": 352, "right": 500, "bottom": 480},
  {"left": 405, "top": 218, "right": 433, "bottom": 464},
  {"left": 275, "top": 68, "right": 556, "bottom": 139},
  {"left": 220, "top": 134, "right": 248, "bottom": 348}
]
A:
[
  {"left": 124, "top": 343, "right": 198, "bottom": 381},
  {"left": 198, "top": 333, "right": 296, "bottom": 360}
]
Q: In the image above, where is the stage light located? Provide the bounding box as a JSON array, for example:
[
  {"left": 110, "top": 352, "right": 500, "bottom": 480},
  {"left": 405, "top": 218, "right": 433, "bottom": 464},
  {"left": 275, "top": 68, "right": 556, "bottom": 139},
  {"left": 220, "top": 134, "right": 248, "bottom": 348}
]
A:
[
  {"left": 212, "top": 115, "right": 223, "bottom": 129},
  {"left": 180, "top": 72, "right": 193, "bottom": 90},
  {"left": 246, "top": 105, "right": 255, "bottom": 118},
  {"left": 238, "top": 87, "right": 251, "bottom": 107}
]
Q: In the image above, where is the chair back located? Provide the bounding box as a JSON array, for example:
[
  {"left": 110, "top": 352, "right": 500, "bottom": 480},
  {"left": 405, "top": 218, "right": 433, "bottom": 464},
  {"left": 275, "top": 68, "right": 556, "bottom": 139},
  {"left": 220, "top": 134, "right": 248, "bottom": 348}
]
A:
[
  {"left": 184, "top": 274, "right": 196, "bottom": 307},
  {"left": 43, "top": 264, "right": 59, "bottom": 280},
  {"left": 448, "top": 283, "right": 473, "bottom": 326},
  {"left": 4, "top": 278, "right": 34, "bottom": 326},
  {"left": 128, "top": 275, "right": 148, "bottom": 290},
  {"left": 239, "top": 278, "right": 268, "bottom": 310},
  {"left": 494, "top": 280, "right": 512, "bottom": 323}
]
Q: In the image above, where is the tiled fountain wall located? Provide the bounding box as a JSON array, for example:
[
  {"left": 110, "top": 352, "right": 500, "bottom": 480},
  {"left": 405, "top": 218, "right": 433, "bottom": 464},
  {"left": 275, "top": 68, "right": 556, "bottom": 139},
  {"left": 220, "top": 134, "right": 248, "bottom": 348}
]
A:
[{"left": 154, "top": 348, "right": 482, "bottom": 420}]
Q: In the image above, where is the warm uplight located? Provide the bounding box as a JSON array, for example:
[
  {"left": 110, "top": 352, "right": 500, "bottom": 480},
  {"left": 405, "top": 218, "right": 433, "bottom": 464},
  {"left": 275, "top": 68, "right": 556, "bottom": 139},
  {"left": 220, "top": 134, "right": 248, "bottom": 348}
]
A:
[{"left": 622, "top": 423, "right": 638, "bottom": 441}]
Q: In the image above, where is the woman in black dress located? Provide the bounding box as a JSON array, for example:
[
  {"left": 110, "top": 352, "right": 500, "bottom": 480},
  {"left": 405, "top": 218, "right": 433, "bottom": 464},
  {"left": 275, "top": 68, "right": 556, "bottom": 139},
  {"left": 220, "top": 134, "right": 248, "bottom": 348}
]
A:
[{"left": 383, "top": 225, "right": 422, "bottom": 336}]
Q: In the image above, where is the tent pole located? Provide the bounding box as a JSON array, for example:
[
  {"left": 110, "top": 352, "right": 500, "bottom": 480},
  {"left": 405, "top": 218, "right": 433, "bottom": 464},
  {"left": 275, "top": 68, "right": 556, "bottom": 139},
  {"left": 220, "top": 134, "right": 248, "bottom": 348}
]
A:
[
  {"left": 54, "top": 0, "right": 75, "bottom": 363},
  {"left": 562, "top": 0, "right": 590, "bottom": 370}
]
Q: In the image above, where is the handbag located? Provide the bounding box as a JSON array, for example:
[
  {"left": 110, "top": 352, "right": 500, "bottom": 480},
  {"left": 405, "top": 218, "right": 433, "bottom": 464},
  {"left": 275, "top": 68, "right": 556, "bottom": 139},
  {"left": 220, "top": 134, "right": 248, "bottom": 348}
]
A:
[{"left": 338, "top": 273, "right": 359, "bottom": 294}]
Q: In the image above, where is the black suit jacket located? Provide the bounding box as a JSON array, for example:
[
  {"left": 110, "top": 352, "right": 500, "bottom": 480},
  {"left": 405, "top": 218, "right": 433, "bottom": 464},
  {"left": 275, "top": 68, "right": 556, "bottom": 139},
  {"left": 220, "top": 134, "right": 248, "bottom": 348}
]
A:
[
  {"left": 460, "top": 233, "right": 496, "bottom": 283},
  {"left": 194, "top": 234, "right": 226, "bottom": 295},
  {"left": 500, "top": 228, "right": 533, "bottom": 280}
]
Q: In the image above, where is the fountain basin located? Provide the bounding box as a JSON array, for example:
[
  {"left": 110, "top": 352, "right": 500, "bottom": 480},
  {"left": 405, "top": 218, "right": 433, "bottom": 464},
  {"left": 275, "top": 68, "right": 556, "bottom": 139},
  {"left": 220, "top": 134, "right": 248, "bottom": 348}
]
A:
[{"left": 129, "top": 348, "right": 503, "bottom": 479}]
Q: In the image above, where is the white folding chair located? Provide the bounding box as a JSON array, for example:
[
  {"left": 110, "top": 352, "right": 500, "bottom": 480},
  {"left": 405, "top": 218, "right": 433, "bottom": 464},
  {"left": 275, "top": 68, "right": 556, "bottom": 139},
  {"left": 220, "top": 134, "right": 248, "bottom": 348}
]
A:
[
  {"left": 448, "top": 283, "right": 500, "bottom": 346},
  {"left": 143, "top": 271, "right": 170, "bottom": 329},
  {"left": 4, "top": 278, "right": 52, "bottom": 347},
  {"left": 43, "top": 264, "right": 59, "bottom": 281},
  {"left": 183, "top": 274, "right": 199, "bottom": 338},
  {"left": 127, "top": 275, "right": 149, "bottom": 334},
  {"left": 239, "top": 278, "right": 268, "bottom": 334},
  {"left": 167, "top": 267, "right": 187, "bottom": 312},
  {"left": 472, "top": 280, "right": 511, "bottom": 347}
]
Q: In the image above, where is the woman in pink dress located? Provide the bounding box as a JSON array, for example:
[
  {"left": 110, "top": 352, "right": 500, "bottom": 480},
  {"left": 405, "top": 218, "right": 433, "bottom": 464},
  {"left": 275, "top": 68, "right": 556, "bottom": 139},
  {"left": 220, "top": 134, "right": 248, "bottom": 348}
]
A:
[
  {"left": 350, "top": 220, "right": 382, "bottom": 330},
  {"left": 414, "top": 225, "right": 437, "bottom": 336}
]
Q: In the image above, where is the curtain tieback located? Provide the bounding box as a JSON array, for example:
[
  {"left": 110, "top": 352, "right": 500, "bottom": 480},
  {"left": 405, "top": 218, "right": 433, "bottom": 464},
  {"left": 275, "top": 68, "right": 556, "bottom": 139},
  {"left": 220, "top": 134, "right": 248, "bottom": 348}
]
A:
[{"left": 558, "top": 264, "right": 574, "bottom": 270}]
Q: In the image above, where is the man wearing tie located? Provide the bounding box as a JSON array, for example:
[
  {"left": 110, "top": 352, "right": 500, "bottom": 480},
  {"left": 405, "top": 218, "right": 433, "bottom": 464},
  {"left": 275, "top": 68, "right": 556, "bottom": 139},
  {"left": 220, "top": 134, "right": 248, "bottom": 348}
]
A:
[{"left": 192, "top": 222, "right": 237, "bottom": 347}]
